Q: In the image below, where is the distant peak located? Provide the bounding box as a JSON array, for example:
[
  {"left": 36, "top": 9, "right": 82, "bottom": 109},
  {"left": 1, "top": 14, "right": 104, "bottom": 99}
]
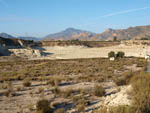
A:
[
  {"left": 0, "top": 32, "right": 14, "bottom": 38},
  {"left": 65, "top": 28, "right": 76, "bottom": 31},
  {"left": 105, "top": 28, "right": 115, "bottom": 32},
  {"left": 0, "top": 32, "right": 8, "bottom": 35}
]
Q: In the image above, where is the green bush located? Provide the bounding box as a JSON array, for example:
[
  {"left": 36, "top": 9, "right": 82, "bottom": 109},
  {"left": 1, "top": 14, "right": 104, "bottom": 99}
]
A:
[
  {"left": 108, "top": 51, "right": 115, "bottom": 58},
  {"left": 116, "top": 51, "right": 125, "bottom": 58}
]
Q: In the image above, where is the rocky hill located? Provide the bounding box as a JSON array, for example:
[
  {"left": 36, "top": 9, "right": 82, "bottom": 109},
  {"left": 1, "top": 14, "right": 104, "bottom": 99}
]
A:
[
  {"left": 100, "top": 25, "right": 150, "bottom": 40},
  {"left": 0, "top": 37, "right": 34, "bottom": 56},
  {"left": 0, "top": 37, "right": 43, "bottom": 57}
]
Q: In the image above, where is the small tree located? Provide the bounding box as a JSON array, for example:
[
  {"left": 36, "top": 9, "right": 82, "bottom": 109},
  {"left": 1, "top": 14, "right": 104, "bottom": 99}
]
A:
[
  {"left": 108, "top": 51, "right": 115, "bottom": 58},
  {"left": 116, "top": 51, "right": 125, "bottom": 58}
]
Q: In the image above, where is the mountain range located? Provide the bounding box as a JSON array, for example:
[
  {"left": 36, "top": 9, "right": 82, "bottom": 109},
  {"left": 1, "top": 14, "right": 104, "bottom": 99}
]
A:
[
  {"left": 44, "top": 28, "right": 102, "bottom": 41},
  {"left": 0, "top": 33, "right": 40, "bottom": 41},
  {"left": 1, "top": 25, "right": 150, "bottom": 41}
]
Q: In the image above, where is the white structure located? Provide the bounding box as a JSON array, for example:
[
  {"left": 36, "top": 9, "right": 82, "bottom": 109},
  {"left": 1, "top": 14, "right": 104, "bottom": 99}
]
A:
[
  {"left": 145, "top": 55, "right": 150, "bottom": 60},
  {"left": 110, "top": 57, "right": 115, "bottom": 61}
]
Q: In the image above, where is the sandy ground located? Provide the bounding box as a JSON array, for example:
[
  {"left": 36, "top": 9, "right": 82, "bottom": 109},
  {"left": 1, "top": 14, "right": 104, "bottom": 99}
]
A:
[{"left": 32, "top": 44, "right": 150, "bottom": 60}]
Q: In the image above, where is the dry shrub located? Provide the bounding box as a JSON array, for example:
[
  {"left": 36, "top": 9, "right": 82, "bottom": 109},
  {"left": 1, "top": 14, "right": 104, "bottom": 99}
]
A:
[
  {"left": 62, "top": 87, "right": 73, "bottom": 98},
  {"left": 46, "top": 77, "right": 61, "bottom": 87},
  {"left": 16, "top": 86, "right": 22, "bottom": 91},
  {"left": 35, "top": 99, "right": 52, "bottom": 113},
  {"left": 23, "top": 78, "right": 31, "bottom": 87},
  {"left": 51, "top": 86, "right": 61, "bottom": 95},
  {"left": 77, "top": 104, "right": 85, "bottom": 113},
  {"left": 0, "top": 82, "right": 7, "bottom": 89},
  {"left": 114, "top": 71, "right": 134, "bottom": 86},
  {"left": 3, "top": 81, "right": 15, "bottom": 97},
  {"left": 114, "top": 78, "right": 126, "bottom": 86},
  {"left": 79, "top": 88, "right": 86, "bottom": 95},
  {"left": 93, "top": 85, "right": 105, "bottom": 97},
  {"left": 38, "top": 87, "right": 44, "bottom": 94}
]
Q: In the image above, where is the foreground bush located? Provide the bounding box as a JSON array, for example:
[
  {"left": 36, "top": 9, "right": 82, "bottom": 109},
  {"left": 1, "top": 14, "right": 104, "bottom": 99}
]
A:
[{"left": 131, "top": 73, "right": 150, "bottom": 113}]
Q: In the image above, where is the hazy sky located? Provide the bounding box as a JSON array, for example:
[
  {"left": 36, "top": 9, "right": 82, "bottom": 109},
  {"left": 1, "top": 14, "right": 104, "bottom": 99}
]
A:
[{"left": 0, "top": 0, "right": 150, "bottom": 37}]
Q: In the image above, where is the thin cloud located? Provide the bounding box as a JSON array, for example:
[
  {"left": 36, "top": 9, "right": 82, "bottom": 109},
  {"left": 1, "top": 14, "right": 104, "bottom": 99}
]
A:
[
  {"left": 102, "top": 6, "right": 150, "bottom": 18},
  {"left": 0, "top": 0, "right": 8, "bottom": 8},
  {"left": 77, "top": 6, "right": 150, "bottom": 27}
]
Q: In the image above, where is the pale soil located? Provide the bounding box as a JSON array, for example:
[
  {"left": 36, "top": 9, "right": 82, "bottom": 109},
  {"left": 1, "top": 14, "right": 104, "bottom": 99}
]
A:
[{"left": 31, "top": 44, "right": 150, "bottom": 60}]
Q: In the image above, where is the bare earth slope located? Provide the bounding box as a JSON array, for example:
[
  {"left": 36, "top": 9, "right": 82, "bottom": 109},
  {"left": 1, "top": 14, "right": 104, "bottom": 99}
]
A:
[{"left": 32, "top": 44, "right": 149, "bottom": 60}]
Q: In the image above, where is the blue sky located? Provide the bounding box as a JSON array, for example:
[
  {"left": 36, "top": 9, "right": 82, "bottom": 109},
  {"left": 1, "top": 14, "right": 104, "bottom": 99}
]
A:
[{"left": 0, "top": 0, "right": 150, "bottom": 37}]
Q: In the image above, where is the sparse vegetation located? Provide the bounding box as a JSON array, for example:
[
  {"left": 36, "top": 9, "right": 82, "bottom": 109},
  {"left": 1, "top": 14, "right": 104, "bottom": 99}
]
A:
[{"left": 0, "top": 57, "right": 146, "bottom": 113}]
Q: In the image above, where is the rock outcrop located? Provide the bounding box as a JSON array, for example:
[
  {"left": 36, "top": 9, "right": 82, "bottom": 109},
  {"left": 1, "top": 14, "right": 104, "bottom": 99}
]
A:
[
  {"left": 9, "top": 49, "right": 42, "bottom": 58},
  {"left": 103, "top": 85, "right": 132, "bottom": 106}
]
